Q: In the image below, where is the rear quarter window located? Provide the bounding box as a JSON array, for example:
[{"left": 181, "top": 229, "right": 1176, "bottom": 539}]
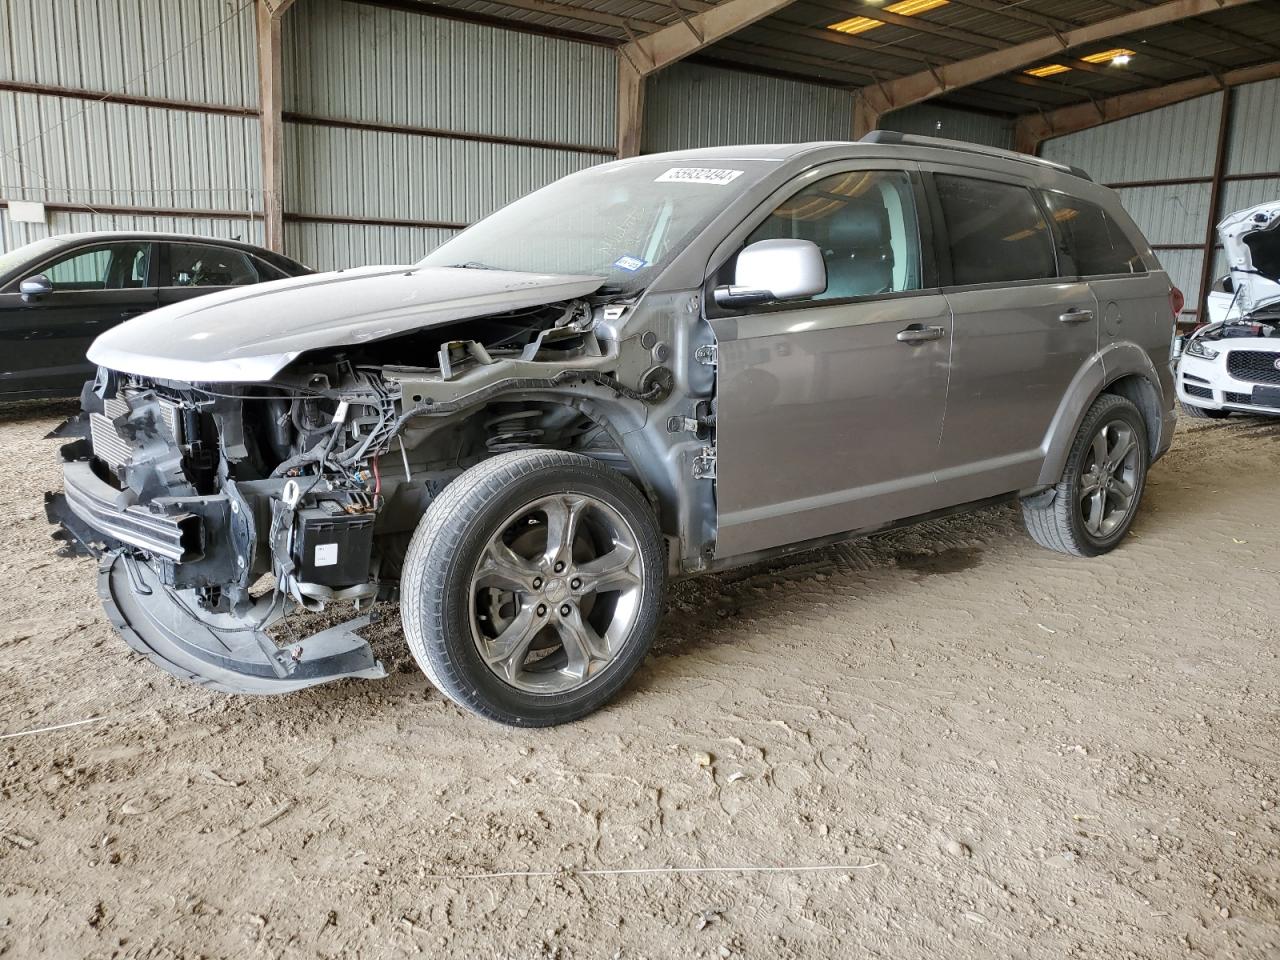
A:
[
  {"left": 1041, "top": 191, "right": 1143, "bottom": 276},
  {"left": 934, "top": 174, "right": 1056, "bottom": 286}
]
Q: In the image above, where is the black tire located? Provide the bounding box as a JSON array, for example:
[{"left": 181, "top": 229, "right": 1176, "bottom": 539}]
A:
[
  {"left": 400, "top": 450, "right": 665, "bottom": 726},
  {"left": 1180, "top": 400, "right": 1229, "bottom": 420},
  {"left": 1022, "top": 393, "right": 1149, "bottom": 558}
]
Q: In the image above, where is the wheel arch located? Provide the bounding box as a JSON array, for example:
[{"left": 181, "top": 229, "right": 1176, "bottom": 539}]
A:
[{"left": 1037, "top": 346, "right": 1167, "bottom": 487}]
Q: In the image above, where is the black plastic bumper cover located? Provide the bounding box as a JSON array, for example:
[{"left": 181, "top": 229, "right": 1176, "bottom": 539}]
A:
[{"left": 100, "top": 552, "right": 386, "bottom": 694}]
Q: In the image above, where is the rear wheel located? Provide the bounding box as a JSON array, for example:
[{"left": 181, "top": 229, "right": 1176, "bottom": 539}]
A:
[
  {"left": 1180, "top": 400, "right": 1229, "bottom": 420},
  {"left": 1023, "top": 393, "right": 1149, "bottom": 558},
  {"left": 401, "top": 450, "right": 665, "bottom": 726}
]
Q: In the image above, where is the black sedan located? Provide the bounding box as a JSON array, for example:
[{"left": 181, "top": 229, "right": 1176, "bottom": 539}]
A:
[{"left": 0, "top": 232, "right": 310, "bottom": 400}]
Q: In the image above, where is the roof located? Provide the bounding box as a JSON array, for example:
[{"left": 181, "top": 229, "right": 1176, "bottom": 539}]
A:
[{"left": 377, "top": 0, "right": 1280, "bottom": 120}]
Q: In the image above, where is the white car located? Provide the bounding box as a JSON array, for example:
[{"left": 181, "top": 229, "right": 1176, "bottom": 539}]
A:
[{"left": 1177, "top": 201, "right": 1280, "bottom": 419}]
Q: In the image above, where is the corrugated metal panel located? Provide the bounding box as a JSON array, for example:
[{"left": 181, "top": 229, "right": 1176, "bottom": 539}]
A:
[
  {"left": 643, "top": 62, "right": 848, "bottom": 153},
  {"left": 284, "top": 0, "right": 614, "bottom": 149},
  {"left": 0, "top": 91, "right": 261, "bottom": 212},
  {"left": 1226, "top": 78, "right": 1280, "bottom": 175},
  {"left": 1153, "top": 248, "right": 1204, "bottom": 315},
  {"left": 285, "top": 221, "right": 458, "bottom": 271},
  {"left": 1220, "top": 178, "right": 1280, "bottom": 218},
  {"left": 1, "top": 208, "right": 264, "bottom": 257},
  {"left": 1113, "top": 183, "right": 1210, "bottom": 246},
  {"left": 284, "top": 122, "right": 601, "bottom": 223},
  {"left": 880, "top": 105, "right": 1014, "bottom": 150},
  {"left": 1041, "top": 92, "right": 1223, "bottom": 184},
  {"left": 0, "top": 0, "right": 257, "bottom": 108}
]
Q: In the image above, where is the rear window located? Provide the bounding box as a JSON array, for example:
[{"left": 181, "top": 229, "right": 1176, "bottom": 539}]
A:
[
  {"left": 1041, "top": 191, "right": 1142, "bottom": 276},
  {"left": 934, "top": 174, "right": 1055, "bottom": 286}
]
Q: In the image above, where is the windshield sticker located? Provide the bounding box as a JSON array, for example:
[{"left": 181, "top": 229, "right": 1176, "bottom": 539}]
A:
[
  {"left": 612, "top": 255, "right": 648, "bottom": 272},
  {"left": 656, "top": 167, "right": 744, "bottom": 186}
]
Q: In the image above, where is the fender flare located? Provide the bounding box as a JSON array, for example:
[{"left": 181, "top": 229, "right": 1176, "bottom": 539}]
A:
[{"left": 1037, "top": 343, "right": 1166, "bottom": 487}]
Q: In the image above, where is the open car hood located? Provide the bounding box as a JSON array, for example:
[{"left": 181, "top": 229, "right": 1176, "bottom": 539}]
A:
[
  {"left": 87, "top": 265, "right": 606, "bottom": 382},
  {"left": 1218, "top": 201, "right": 1280, "bottom": 317}
]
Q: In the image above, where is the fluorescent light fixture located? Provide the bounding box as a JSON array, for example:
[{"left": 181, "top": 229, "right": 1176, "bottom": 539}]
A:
[
  {"left": 1025, "top": 63, "right": 1071, "bottom": 78},
  {"left": 828, "top": 0, "right": 948, "bottom": 36},
  {"left": 1081, "top": 47, "right": 1136, "bottom": 64}
]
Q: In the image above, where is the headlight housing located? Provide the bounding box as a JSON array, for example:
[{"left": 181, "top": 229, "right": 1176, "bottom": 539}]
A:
[{"left": 1184, "top": 337, "right": 1220, "bottom": 360}]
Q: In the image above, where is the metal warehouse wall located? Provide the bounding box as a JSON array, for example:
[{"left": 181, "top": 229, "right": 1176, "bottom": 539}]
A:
[
  {"left": 0, "top": 0, "right": 263, "bottom": 253},
  {"left": 644, "top": 61, "right": 1015, "bottom": 153},
  {"left": 281, "top": 0, "right": 615, "bottom": 269},
  {"left": 1042, "top": 78, "right": 1280, "bottom": 322}
]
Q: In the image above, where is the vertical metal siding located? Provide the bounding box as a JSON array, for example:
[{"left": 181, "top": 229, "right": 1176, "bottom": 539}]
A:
[
  {"left": 1, "top": 207, "right": 263, "bottom": 255},
  {"left": 1154, "top": 249, "right": 1204, "bottom": 312},
  {"left": 643, "top": 62, "right": 849, "bottom": 153},
  {"left": 1112, "top": 183, "right": 1211, "bottom": 245},
  {"left": 284, "top": 0, "right": 614, "bottom": 149},
  {"left": 1, "top": 91, "right": 260, "bottom": 211},
  {"left": 285, "top": 121, "right": 600, "bottom": 224},
  {"left": 1225, "top": 77, "right": 1280, "bottom": 176},
  {"left": 0, "top": 0, "right": 258, "bottom": 108},
  {"left": 880, "top": 104, "right": 1014, "bottom": 149},
  {"left": 285, "top": 221, "right": 457, "bottom": 270},
  {"left": 1220, "top": 177, "right": 1280, "bottom": 216},
  {"left": 1041, "top": 92, "right": 1223, "bottom": 183}
]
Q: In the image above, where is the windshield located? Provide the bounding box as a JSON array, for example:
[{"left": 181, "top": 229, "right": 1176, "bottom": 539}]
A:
[
  {"left": 418, "top": 159, "right": 778, "bottom": 292},
  {"left": 0, "top": 236, "right": 65, "bottom": 283}
]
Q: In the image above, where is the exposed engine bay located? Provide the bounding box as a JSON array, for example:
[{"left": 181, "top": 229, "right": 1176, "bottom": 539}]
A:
[{"left": 47, "top": 289, "right": 696, "bottom": 694}]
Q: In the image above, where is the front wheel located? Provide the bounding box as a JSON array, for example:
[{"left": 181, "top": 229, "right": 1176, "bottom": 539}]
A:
[
  {"left": 400, "top": 450, "right": 666, "bottom": 726},
  {"left": 1023, "top": 393, "right": 1149, "bottom": 558}
]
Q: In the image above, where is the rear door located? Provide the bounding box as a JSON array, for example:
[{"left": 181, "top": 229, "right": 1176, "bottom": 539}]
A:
[
  {"left": 708, "top": 163, "right": 954, "bottom": 559},
  {"left": 925, "top": 169, "right": 1098, "bottom": 504},
  {"left": 0, "top": 240, "right": 156, "bottom": 397},
  {"left": 156, "top": 241, "right": 274, "bottom": 309}
]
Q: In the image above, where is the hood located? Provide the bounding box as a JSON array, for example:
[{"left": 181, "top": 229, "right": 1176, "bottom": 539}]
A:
[
  {"left": 1218, "top": 201, "right": 1280, "bottom": 317},
  {"left": 87, "top": 265, "right": 606, "bottom": 382}
]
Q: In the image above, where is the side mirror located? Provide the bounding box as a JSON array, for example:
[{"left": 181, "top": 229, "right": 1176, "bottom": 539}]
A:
[
  {"left": 20, "top": 274, "right": 53, "bottom": 302},
  {"left": 1218, "top": 275, "right": 1235, "bottom": 294},
  {"left": 714, "top": 238, "right": 827, "bottom": 309}
]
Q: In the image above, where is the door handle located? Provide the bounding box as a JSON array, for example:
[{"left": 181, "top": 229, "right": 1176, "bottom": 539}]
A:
[
  {"left": 119, "top": 309, "right": 146, "bottom": 320},
  {"left": 1058, "top": 308, "right": 1094, "bottom": 324},
  {"left": 896, "top": 325, "right": 946, "bottom": 344}
]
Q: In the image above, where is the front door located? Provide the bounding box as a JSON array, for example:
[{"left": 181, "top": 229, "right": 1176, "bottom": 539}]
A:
[
  {"left": 708, "top": 166, "right": 952, "bottom": 559},
  {"left": 0, "top": 240, "right": 156, "bottom": 397},
  {"left": 925, "top": 170, "right": 1099, "bottom": 504}
]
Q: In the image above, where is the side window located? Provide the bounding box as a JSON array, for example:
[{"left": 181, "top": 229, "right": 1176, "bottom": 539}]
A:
[
  {"left": 164, "top": 243, "right": 260, "bottom": 287},
  {"left": 934, "top": 175, "right": 1055, "bottom": 285},
  {"left": 42, "top": 242, "right": 151, "bottom": 291},
  {"left": 1041, "top": 191, "right": 1143, "bottom": 276},
  {"left": 745, "top": 170, "right": 922, "bottom": 300}
]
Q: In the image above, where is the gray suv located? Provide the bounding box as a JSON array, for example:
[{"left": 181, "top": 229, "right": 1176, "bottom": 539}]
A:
[{"left": 50, "top": 133, "right": 1178, "bottom": 725}]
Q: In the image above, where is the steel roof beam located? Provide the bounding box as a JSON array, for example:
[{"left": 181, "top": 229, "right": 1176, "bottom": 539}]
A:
[
  {"left": 1013, "top": 59, "right": 1280, "bottom": 152},
  {"left": 853, "top": 0, "right": 1263, "bottom": 136}
]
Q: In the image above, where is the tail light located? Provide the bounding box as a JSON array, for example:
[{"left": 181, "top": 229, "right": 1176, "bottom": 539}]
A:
[{"left": 1169, "top": 286, "right": 1185, "bottom": 320}]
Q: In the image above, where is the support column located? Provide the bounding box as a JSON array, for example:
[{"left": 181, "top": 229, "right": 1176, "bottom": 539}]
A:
[
  {"left": 256, "top": 0, "right": 296, "bottom": 253},
  {"left": 852, "top": 93, "right": 880, "bottom": 140},
  {"left": 617, "top": 56, "right": 645, "bottom": 158},
  {"left": 1195, "top": 86, "right": 1234, "bottom": 324}
]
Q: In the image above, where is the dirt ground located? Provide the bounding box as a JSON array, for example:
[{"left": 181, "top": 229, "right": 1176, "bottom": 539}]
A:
[{"left": 1, "top": 400, "right": 1278, "bottom": 960}]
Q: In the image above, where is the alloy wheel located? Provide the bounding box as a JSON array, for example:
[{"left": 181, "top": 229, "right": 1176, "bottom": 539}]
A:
[
  {"left": 1078, "top": 419, "right": 1141, "bottom": 539},
  {"left": 468, "top": 493, "right": 645, "bottom": 695}
]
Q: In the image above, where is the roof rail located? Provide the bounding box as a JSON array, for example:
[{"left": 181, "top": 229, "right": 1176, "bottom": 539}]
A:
[{"left": 859, "top": 130, "right": 1092, "bottom": 182}]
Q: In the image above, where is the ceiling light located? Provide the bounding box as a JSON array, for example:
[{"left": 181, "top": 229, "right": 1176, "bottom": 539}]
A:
[
  {"left": 1111, "top": 53, "right": 1132, "bottom": 66},
  {"left": 1025, "top": 64, "right": 1071, "bottom": 78},
  {"left": 1081, "top": 47, "right": 1136, "bottom": 65},
  {"left": 828, "top": 0, "right": 948, "bottom": 36}
]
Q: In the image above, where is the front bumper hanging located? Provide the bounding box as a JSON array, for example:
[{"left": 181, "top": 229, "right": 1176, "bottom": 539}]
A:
[{"left": 98, "top": 552, "right": 386, "bottom": 695}]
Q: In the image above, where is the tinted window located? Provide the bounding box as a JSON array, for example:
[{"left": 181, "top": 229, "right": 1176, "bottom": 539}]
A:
[
  {"left": 1041, "top": 192, "right": 1142, "bottom": 276},
  {"left": 934, "top": 175, "right": 1055, "bottom": 286},
  {"left": 746, "top": 170, "right": 922, "bottom": 300},
  {"left": 164, "top": 243, "right": 259, "bottom": 287},
  {"left": 43, "top": 242, "right": 151, "bottom": 291}
]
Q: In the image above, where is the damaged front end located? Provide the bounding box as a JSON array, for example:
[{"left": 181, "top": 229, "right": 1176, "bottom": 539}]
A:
[{"left": 48, "top": 281, "right": 672, "bottom": 695}]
